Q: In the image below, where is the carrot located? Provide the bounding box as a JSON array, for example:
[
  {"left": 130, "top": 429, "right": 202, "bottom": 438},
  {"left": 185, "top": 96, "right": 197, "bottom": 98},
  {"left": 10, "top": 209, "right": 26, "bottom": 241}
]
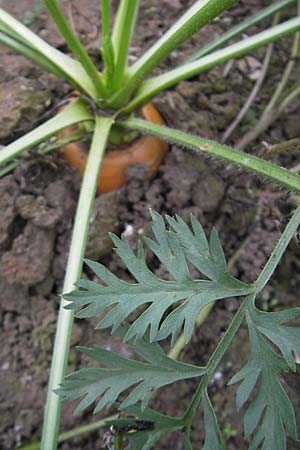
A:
[{"left": 57, "top": 97, "right": 168, "bottom": 193}]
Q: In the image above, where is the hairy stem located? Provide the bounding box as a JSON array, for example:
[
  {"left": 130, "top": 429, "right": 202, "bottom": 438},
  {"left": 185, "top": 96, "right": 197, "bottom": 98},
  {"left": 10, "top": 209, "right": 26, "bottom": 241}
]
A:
[
  {"left": 40, "top": 116, "right": 113, "bottom": 450},
  {"left": 121, "top": 117, "right": 300, "bottom": 191}
]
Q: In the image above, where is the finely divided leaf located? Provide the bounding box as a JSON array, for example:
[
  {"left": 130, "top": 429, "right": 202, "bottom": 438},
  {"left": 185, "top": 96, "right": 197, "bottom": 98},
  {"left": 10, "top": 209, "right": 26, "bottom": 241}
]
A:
[
  {"left": 64, "top": 211, "right": 253, "bottom": 343},
  {"left": 229, "top": 301, "right": 299, "bottom": 450},
  {"left": 202, "top": 391, "right": 225, "bottom": 450},
  {"left": 58, "top": 329, "right": 205, "bottom": 415},
  {"left": 250, "top": 305, "right": 300, "bottom": 371},
  {"left": 166, "top": 214, "right": 229, "bottom": 282}
]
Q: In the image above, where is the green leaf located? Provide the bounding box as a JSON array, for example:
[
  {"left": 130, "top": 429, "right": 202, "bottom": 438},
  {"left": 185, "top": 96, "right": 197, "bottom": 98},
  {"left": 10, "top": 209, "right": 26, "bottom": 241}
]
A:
[
  {"left": 250, "top": 306, "right": 300, "bottom": 371},
  {"left": 107, "top": 404, "right": 183, "bottom": 450},
  {"left": 58, "top": 327, "right": 205, "bottom": 414},
  {"left": 111, "top": 0, "right": 140, "bottom": 89},
  {"left": 64, "top": 212, "right": 253, "bottom": 344},
  {"left": 186, "top": 0, "right": 297, "bottom": 61},
  {"left": 0, "top": 31, "right": 65, "bottom": 78},
  {"left": 100, "top": 0, "right": 115, "bottom": 85},
  {"left": 123, "top": 17, "right": 300, "bottom": 114},
  {"left": 108, "top": 0, "right": 238, "bottom": 107},
  {"left": 202, "top": 391, "right": 225, "bottom": 450},
  {"left": 229, "top": 300, "right": 299, "bottom": 450},
  {"left": 166, "top": 214, "right": 239, "bottom": 283},
  {"left": 0, "top": 8, "right": 97, "bottom": 97},
  {"left": 44, "top": 0, "right": 106, "bottom": 98}
]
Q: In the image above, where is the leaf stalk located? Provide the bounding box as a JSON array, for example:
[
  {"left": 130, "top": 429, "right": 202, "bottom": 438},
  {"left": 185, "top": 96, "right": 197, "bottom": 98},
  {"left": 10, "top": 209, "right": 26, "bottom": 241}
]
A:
[
  {"left": 40, "top": 115, "right": 113, "bottom": 450},
  {"left": 121, "top": 117, "right": 300, "bottom": 192}
]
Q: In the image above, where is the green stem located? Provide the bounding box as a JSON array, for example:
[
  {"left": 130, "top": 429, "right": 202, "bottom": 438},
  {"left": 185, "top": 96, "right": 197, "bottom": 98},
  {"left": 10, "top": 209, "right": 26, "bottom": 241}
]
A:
[
  {"left": 168, "top": 229, "right": 253, "bottom": 362},
  {"left": 265, "top": 2, "right": 300, "bottom": 113},
  {"left": 19, "top": 415, "right": 118, "bottom": 450},
  {"left": 183, "top": 295, "right": 252, "bottom": 429},
  {"left": 255, "top": 204, "right": 300, "bottom": 293},
  {"left": 0, "top": 31, "right": 65, "bottom": 78},
  {"left": 37, "top": 131, "right": 88, "bottom": 154},
  {"left": 0, "top": 128, "right": 87, "bottom": 179},
  {"left": 0, "top": 8, "right": 97, "bottom": 97},
  {"left": 121, "top": 117, "right": 300, "bottom": 192},
  {"left": 101, "top": 0, "right": 111, "bottom": 41},
  {"left": 0, "top": 99, "right": 92, "bottom": 166},
  {"left": 186, "top": 0, "right": 297, "bottom": 61},
  {"left": 111, "top": 0, "right": 140, "bottom": 90},
  {"left": 123, "top": 17, "right": 300, "bottom": 113},
  {"left": 0, "top": 160, "right": 19, "bottom": 178},
  {"left": 109, "top": 0, "right": 238, "bottom": 107},
  {"left": 44, "top": 0, "right": 107, "bottom": 98},
  {"left": 100, "top": 0, "right": 115, "bottom": 85},
  {"left": 23, "top": 202, "right": 300, "bottom": 449},
  {"left": 40, "top": 115, "right": 113, "bottom": 450},
  {"left": 184, "top": 203, "right": 300, "bottom": 431}
]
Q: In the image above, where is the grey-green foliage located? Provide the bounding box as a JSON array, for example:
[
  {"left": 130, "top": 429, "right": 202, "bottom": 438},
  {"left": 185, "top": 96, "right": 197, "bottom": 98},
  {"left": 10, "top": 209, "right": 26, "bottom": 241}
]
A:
[
  {"left": 202, "top": 391, "right": 225, "bottom": 450},
  {"left": 229, "top": 299, "right": 300, "bottom": 450},
  {"left": 64, "top": 211, "right": 253, "bottom": 345},
  {"left": 61, "top": 210, "right": 300, "bottom": 450},
  {"left": 58, "top": 325, "right": 205, "bottom": 414}
]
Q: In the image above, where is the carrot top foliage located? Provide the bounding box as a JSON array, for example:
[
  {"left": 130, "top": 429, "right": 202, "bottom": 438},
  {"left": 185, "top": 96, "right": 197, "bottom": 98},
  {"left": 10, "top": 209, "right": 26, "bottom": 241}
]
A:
[
  {"left": 1, "top": 0, "right": 300, "bottom": 449},
  {"left": 60, "top": 210, "right": 300, "bottom": 450}
]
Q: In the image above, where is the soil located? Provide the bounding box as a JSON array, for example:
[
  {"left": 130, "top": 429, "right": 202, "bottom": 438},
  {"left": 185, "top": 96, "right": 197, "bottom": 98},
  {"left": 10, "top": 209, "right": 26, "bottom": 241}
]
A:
[{"left": 0, "top": 0, "right": 300, "bottom": 449}]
